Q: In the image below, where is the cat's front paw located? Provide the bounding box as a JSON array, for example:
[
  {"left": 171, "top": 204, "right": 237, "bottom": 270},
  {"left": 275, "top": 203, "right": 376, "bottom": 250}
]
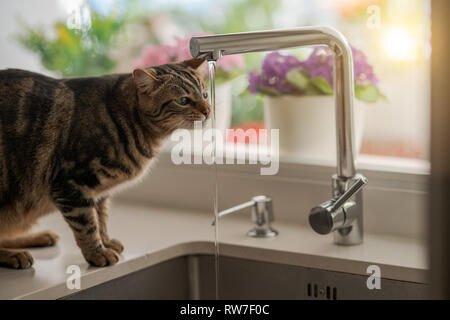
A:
[
  {"left": 34, "top": 231, "right": 60, "bottom": 247},
  {"left": 104, "top": 238, "right": 124, "bottom": 254},
  {"left": 84, "top": 247, "right": 119, "bottom": 267},
  {"left": 0, "top": 251, "right": 34, "bottom": 269}
]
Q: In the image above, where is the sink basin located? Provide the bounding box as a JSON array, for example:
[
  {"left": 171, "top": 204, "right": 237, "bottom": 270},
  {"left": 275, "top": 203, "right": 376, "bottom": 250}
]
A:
[{"left": 63, "top": 255, "right": 428, "bottom": 300}]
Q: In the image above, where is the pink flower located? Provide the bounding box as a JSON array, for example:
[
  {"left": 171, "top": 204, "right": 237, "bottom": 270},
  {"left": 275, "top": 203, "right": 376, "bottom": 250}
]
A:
[
  {"left": 133, "top": 33, "right": 245, "bottom": 77},
  {"left": 171, "top": 36, "right": 196, "bottom": 61},
  {"left": 132, "top": 44, "right": 172, "bottom": 68},
  {"left": 218, "top": 54, "right": 245, "bottom": 72}
]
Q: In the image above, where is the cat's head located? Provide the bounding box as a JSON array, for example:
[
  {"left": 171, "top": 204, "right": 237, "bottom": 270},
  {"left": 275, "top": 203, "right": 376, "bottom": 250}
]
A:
[{"left": 133, "top": 58, "right": 210, "bottom": 132}]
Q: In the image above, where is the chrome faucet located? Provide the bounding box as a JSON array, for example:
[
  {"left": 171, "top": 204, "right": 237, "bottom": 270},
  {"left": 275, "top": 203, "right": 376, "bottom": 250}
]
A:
[
  {"left": 212, "top": 195, "right": 278, "bottom": 238},
  {"left": 190, "top": 26, "right": 367, "bottom": 245}
]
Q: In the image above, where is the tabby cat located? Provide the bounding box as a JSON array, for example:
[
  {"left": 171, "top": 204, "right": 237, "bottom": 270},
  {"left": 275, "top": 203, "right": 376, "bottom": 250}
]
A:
[{"left": 0, "top": 58, "right": 209, "bottom": 268}]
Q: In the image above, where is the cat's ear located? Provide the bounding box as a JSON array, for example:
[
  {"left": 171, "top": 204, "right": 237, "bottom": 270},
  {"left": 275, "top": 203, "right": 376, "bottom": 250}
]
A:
[
  {"left": 181, "top": 58, "right": 205, "bottom": 70},
  {"left": 132, "top": 68, "right": 161, "bottom": 93}
]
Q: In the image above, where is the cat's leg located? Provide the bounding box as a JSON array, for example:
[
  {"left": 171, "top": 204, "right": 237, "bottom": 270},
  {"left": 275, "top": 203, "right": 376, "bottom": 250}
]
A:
[
  {"left": 95, "top": 197, "right": 124, "bottom": 254},
  {"left": 60, "top": 206, "right": 119, "bottom": 267},
  {"left": 51, "top": 182, "right": 119, "bottom": 267},
  {"left": 0, "top": 231, "right": 59, "bottom": 249},
  {"left": 0, "top": 249, "right": 34, "bottom": 269}
]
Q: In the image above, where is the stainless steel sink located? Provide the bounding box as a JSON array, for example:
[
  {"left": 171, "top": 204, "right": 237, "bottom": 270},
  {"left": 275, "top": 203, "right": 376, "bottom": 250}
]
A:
[{"left": 63, "top": 255, "right": 428, "bottom": 300}]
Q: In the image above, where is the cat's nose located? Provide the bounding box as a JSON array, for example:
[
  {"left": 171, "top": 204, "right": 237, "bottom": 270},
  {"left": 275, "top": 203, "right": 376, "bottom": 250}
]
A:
[{"left": 202, "top": 106, "right": 210, "bottom": 118}]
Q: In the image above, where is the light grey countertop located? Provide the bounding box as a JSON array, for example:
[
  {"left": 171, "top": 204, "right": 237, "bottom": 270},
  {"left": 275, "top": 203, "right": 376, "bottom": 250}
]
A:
[{"left": 0, "top": 201, "right": 428, "bottom": 299}]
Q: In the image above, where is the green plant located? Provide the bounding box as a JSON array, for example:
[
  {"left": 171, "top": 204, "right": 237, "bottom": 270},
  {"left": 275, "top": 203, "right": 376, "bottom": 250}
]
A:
[{"left": 18, "top": 11, "right": 126, "bottom": 76}]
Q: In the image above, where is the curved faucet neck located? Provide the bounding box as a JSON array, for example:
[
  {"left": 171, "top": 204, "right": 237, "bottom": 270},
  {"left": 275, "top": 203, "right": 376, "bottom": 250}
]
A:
[{"left": 190, "top": 26, "right": 357, "bottom": 178}]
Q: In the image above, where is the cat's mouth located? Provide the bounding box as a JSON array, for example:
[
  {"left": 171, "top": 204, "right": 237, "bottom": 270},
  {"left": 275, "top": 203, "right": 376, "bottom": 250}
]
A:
[
  {"left": 194, "top": 112, "right": 209, "bottom": 123},
  {"left": 180, "top": 111, "right": 209, "bottom": 129}
]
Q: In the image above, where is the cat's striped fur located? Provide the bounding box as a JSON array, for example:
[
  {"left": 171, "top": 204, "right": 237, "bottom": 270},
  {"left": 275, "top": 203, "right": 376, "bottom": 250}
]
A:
[{"left": 0, "top": 58, "right": 209, "bottom": 268}]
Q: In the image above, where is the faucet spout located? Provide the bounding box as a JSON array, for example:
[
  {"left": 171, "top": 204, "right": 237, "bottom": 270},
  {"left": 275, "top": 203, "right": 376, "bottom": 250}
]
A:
[
  {"left": 191, "top": 26, "right": 367, "bottom": 245},
  {"left": 190, "top": 26, "right": 356, "bottom": 178}
]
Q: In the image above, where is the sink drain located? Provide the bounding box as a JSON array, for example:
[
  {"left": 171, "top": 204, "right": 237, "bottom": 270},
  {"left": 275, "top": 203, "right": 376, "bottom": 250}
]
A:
[{"left": 307, "top": 283, "right": 337, "bottom": 300}]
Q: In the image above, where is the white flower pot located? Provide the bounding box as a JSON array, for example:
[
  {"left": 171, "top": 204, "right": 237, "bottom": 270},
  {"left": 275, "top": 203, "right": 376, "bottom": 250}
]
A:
[
  {"left": 264, "top": 95, "right": 366, "bottom": 161},
  {"left": 203, "top": 82, "right": 232, "bottom": 135},
  {"left": 215, "top": 82, "right": 232, "bottom": 133}
]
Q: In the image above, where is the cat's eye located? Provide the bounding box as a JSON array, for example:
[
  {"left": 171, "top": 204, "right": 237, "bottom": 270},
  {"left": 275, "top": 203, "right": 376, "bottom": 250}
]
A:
[
  {"left": 176, "top": 97, "right": 190, "bottom": 106},
  {"left": 203, "top": 92, "right": 208, "bottom": 99}
]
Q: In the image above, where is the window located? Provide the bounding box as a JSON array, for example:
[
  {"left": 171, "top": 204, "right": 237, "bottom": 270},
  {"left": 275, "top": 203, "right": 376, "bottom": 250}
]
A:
[{"left": 0, "top": 0, "right": 431, "bottom": 171}]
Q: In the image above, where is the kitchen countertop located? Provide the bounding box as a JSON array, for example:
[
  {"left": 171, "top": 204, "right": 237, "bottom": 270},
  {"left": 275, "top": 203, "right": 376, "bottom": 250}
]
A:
[{"left": 0, "top": 201, "right": 428, "bottom": 299}]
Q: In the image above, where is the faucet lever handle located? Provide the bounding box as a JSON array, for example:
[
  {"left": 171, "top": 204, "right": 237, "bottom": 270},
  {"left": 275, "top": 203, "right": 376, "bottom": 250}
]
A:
[
  {"left": 331, "top": 174, "right": 368, "bottom": 212},
  {"left": 309, "top": 174, "right": 367, "bottom": 235}
]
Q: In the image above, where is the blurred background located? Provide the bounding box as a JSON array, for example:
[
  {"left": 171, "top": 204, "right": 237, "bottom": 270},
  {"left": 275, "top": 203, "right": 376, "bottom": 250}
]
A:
[{"left": 0, "top": 0, "right": 431, "bottom": 167}]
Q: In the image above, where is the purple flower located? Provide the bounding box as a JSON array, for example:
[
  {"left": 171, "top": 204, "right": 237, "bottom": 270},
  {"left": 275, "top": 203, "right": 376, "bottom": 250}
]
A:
[
  {"left": 352, "top": 48, "right": 379, "bottom": 85},
  {"left": 249, "top": 71, "right": 262, "bottom": 94},
  {"left": 299, "top": 46, "right": 334, "bottom": 85},
  {"left": 262, "top": 52, "right": 301, "bottom": 78},
  {"left": 249, "top": 52, "right": 302, "bottom": 94},
  {"left": 249, "top": 46, "right": 380, "bottom": 97}
]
